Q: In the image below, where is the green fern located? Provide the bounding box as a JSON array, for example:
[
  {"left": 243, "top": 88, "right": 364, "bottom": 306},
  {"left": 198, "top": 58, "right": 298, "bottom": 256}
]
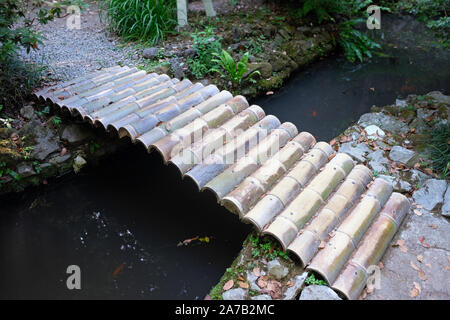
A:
[{"left": 211, "top": 50, "right": 260, "bottom": 85}]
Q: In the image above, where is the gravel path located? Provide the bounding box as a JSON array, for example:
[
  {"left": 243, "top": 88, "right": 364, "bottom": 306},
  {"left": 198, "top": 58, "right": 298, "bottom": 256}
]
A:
[{"left": 19, "top": 1, "right": 140, "bottom": 84}]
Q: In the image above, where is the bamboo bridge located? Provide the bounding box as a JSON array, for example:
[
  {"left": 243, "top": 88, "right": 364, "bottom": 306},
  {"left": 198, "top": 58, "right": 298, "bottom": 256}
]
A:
[{"left": 34, "top": 65, "right": 411, "bottom": 299}]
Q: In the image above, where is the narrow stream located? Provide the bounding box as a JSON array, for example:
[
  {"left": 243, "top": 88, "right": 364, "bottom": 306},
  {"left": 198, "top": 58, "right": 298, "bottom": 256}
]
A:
[
  {"left": 256, "top": 15, "right": 450, "bottom": 141},
  {"left": 0, "top": 14, "right": 449, "bottom": 299},
  {"left": 0, "top": 147, "right": 252, "bottom": 299}
]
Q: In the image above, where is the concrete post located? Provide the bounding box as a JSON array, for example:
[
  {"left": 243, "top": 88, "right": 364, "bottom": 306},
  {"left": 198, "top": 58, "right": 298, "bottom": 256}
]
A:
[
  {"left": 177, "top": 0, "right": 188, "bottom": 27},
  {"left": 202, "top": 0, "right": 217, "bottom": 17}
]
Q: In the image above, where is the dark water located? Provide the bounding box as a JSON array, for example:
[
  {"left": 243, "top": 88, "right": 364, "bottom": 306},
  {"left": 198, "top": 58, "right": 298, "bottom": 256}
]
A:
[
  {"left": 0, "top": 146, "right": 252, "bottom": 299},
  {"left": 256, "top": 15, "right": 450, "bottom": 141},
  {"left": 1, "top": 15, "right": 450, "bottom": 300}
]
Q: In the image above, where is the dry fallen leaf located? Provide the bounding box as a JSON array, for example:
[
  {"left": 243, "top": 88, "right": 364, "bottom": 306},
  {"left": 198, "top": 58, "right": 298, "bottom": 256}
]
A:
[
  {"left": 266, "top": 91, "right": 274, "bottom": 95},
  {"left": 223, "top": 279, "right": 234, "bottom": 291},
  {"left": 395, "top": 239, "right": 408, "bottom": 253},
  {"left": 286, "top": 280, "right": 294, "bottom": 287},
  {"left": 418, "top": 269, "right": 427, "bottom": 281},
  {"left": 237, "top": 274, "right": 245, "bottom": 282},
  {"left": 414, "top": 282, "right": 421, "bottom": 293},
  {"left": 238, "top": 281, "right": 249, "bottom": 289},
  {"left": 419, "top": 236, "right": 431, "bottom": 248},
  {"left": 413, "top": 209, "right": 422, "bottom": 216},
  {"left": 61, "top": 147, "right": 67, "bottom": 156},
  {"left": 253, "top": 267, "right": 260, "bottom": 277},
  {"left": 318, "top": 241, "right": 326, "bottom": 249},
  {"left": 417, "top": 255, "right": 424, "bottom": 263},
  {"left": 257, "top": 276, "right": 269, "bottom": 289},
  {"left": 410, "top": 288, "right": 419, "bottom": 298},
  {"left": 410, "top": 261, "right": 420, "bottom": 271}
]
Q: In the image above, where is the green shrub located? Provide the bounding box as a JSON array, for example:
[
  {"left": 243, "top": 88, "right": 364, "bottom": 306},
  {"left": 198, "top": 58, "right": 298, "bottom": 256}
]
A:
[
  {"left": 305, "top": 273, "right": 328, "bottom": 286},
  {"left": 393, "top": 0, "right": 450, "bottom": 47},
  {"left": 338, "top": 18, "right": 381, "bottom": 62},
  {"left": 0, "top": 57, "right": 45, "bottom": 111},
  {"left": 247, "top": 234, "right": 290, "bottom": 261},
  {"left": 428, "top": 124, "right": 450, "bottom": 178},
  {"left": 0, "top": 0, "right": 66, "bottom": 61},
  {"left": 187, "top": 27, "right": 222, "bottom": 79},
  {"left": 211, "top": 50, "right": 260, "bottom": 85},
  {"left": 292, "top": 0, "right": 384, "bottom": 62},
  {"left": 100, "top": 0, "right": 177, "bottom": 44}
]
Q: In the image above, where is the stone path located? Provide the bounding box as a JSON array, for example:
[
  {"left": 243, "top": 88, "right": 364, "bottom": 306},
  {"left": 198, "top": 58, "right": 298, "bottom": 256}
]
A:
[{"left": 19, "top": 1, "right": 139, "bottom": 83}]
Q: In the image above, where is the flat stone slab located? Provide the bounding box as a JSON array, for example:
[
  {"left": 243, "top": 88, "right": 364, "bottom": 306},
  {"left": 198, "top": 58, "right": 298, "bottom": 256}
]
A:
[
  {"left": 366, "top": 211, "right": 450, "bottom": 300},
  {"left": 299, "top": 285, "right": 342, "bottom": 300},
  {"left": 412, "top": 179, "right": 447, "bottom": 211}
]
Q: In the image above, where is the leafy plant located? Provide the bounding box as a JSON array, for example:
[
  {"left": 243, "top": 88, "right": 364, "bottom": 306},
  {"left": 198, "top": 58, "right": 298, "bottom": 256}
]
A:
[
  {"left": 21, "top": 146, "right": 34, "bottom": 160},
  {"left": 52, "top": 116, "right": 62, "bottom": 125},
  {"left": 305, "top": 273, "right": 328, "bottom": 286},
  {"left": 89, "top": 140, "right": 100, "bottom": 154},
  {"left": 211, "top": 50, "right": 260, "bottom": 85},
  {"left": 187, "top": 27, "right": 222, "bottom": 79},
  {"left": 248, "top": 234, "right": 290, "bottom": 261},
  {"left": 100, "top": 0, "right": 177, "bottom": 45},
  {"left": 338, "top": 18, "right": 381, "bottom": 62},
  {"left": 32, "top": 161, "right": 42, "bottom": 174},
  {"left": 0, "top": 57, "right": 46, "bottom": 110},
  {"left": 428, "top": 124, "right": 450, "bottom": 178}
]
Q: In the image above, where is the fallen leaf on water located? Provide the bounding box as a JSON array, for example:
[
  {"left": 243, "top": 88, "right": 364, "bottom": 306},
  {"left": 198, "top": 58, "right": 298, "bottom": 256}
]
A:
[
  {"left": 428, "top": 224, "right": 439, "bottom": 229},
  {"left": 238, "top": 281, "right": 249, "bottom": 289},
  {"left": 223, "top": 279, "right": 234, "bottom": 291},
  {"left": 198, "top": 236, "right": 210, "bottom": 243},
  {"left": 413, "top": 209, "right": 422, "bottom": 216},
  {"left": 177, "top": 236, "right": 200, "bottom": 247},
  {"left": 113, "top": 263, "right": 126, "bottom": 276},
  {"left": 370, "top": 87, "right": 375, "bottom": 92},
  {"left": 395, "top": 239, "right": 408, "bottom": 253},
  {"left": 417, "top": 255, "right": 423, "bottom": 263},
  {"left": 266, "top": 91, "right": 274, "bottom": 95},
  {"left": 253, "top": 267, "right": 260, "bottom": 277},
  {"left": 410, "top": 261, "right": 420, "bottom": 271},
  {"left": 446, "top": 266, "right": 450, "bottom": 271},
  {"left": 418, "top": 269, "right": 427, "bottom": 281},
  {"left": 447, "top": 256, "right": 450, "bottom": 263}
]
